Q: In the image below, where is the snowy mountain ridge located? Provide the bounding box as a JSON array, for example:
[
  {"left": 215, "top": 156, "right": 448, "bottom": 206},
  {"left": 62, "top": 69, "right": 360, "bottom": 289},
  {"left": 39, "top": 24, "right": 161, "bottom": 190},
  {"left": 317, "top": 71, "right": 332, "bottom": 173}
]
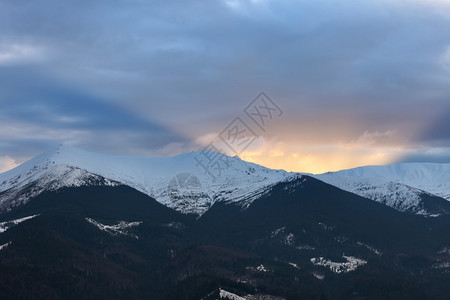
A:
[
  {"left": 322, "top": 163, "right": 450, "bottom": 200},
  {"left": 315, "top": 163, "right": 450, "bottom": 216},
  {"left": 0, "top": 163, "right": 119, "bottom": 212},
  {"left": 0, "top": 146, "right": 291, "bottom": 215},
  {"left": 1, "top": 146, "right": 449, "bottom": 216}
]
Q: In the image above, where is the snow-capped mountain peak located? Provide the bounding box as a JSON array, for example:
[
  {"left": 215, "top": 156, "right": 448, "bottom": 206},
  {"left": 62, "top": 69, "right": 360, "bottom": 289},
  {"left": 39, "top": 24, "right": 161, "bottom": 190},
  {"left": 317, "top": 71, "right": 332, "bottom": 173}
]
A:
[
  {"left": 327, "top": 163, "right": 450, "bottom": 200},
  {"left": 0, "top": 145, "right": 292, "bottom": 214},
  {"left": 315, "top": 162, "right": 450, "bottom": 216}
]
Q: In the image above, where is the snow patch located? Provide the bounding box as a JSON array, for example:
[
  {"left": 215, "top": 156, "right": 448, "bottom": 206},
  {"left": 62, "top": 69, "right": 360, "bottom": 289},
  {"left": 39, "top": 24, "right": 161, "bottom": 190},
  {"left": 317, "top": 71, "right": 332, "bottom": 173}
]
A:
[
  {"left": 219, "top": 288, "right": 246, "bottom": 300},
  {"left": 311, "top": 256, "right": 367, "bottom": 274},
  {"left": 0, "top": 215, "right": 38, "bottom": 233},
  {"left": 312, "top": 272, "right": 325, "bottom": 280},
  {"left": 270, "top": 226, "right": 285, "bottom": 238},
  {"left": 282, "top": 175, "right": 306, "bottom": 193},
  {"left": 0, "top": 241, "right": 11, "bottom": 251},
  {"left": 270, "top": 227, "right": 295, "bottom": 246},
  {"left": 288, "top": 262, "right": 301, "bottom": 269},
  {"left": 284, "top": 233, "right": 295, "bottom": 246},
  {"left": 247, "top": 264, "right": 269, "bottom": 273},
  {"left": 256, "top": 264, "right": 268, "bottom": 272},
  {"left": 85, "top": 218, "right": 142, "bottom": 238},
  {"left": 438, "top": 247, "right": 450, "bottom": 255},
  {"left": 357, "top": 242, "right": 382, "bottom": 255},
  {"left": 433, "top": 260, "right": 450, "bottom": 270}
]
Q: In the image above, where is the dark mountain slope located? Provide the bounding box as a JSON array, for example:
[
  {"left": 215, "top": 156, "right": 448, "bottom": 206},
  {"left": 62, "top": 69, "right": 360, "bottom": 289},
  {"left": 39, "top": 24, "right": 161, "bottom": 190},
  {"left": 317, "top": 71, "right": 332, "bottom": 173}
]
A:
[
  {"left": 197, "top": 175, "right": 434, "bottom": 251},
  {"left": 0, "top": 177, "right": 449, "bottom": 299},
  {"left": 0, "top": 185, "right": 193, "bottom": 224},
  {"left": 191, "top": 176, "right": 450, "bottom": 299}
]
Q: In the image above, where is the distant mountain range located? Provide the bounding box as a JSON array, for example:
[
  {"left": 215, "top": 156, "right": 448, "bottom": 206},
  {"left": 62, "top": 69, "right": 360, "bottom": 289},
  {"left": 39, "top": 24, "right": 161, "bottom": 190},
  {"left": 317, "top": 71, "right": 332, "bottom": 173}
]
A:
[
  {"left": 0, "top": 146, "right": 449, "bottom": 299},
  {"left": 315, "top": 163, "right": 450, "bottom": 216}
]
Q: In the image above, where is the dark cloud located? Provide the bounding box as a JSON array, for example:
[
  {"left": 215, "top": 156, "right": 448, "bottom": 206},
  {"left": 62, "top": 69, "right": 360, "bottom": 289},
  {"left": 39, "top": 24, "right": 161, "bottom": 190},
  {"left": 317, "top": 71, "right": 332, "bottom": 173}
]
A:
[
  {"left": 0, "top": 0, "right": 450, "bottom": 166},
  {"left": 400, "top": 152, "right": 450, "bottom": 164},
  {"left": 0, "top": 66, "right": 189, "bottom": 158},
  {"left": 414, "top": 105, "right": 450, "bottom": 148}
]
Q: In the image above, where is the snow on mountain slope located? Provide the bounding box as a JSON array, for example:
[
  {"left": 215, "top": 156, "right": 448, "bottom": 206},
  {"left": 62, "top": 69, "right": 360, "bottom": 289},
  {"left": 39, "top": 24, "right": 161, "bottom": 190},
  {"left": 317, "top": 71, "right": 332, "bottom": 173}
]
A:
[
  {"left": 315, "top": 173, "right": 430, "bottom": 214},
  {"left": 327, "top": 163, "right": 450, "bottom": 200},
  {"left": 0, "top": 163, "right": 119, "bottom": 212},
  {"left": 0, "top": 146, "right": 291, "bottom": 215},
  {"left": 85, "top": 218, "right": 142, "bottom": 239},
  {"left": 3, "top": 146, "right": 449, "bottom": 216},
  {"left": 0, "top": 215, "right": 38, "bottom": 233},
  {"left": 315, "top": 163, "right": 450, "bottom": 216}
]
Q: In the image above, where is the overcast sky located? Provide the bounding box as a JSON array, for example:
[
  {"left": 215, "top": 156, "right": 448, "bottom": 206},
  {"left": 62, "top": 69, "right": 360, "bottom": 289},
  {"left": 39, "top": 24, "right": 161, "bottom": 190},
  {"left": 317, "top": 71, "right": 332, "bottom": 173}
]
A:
[{"left": 1, "top": 0, "right": 450, "bottom": 173}]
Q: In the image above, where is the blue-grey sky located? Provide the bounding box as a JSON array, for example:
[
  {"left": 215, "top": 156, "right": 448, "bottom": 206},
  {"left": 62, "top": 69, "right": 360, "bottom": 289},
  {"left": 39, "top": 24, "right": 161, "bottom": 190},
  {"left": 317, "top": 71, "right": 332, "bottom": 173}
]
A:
[{"left": 1, "top": 0, "right": 450, "bottom": 173}]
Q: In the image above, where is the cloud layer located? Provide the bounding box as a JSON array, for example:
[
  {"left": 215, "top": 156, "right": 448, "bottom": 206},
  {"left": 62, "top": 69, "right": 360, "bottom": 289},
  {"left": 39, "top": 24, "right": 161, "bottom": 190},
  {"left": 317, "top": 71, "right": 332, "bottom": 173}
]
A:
[{"left": 1, "top": 0, "right": 450, "bottom": 172}]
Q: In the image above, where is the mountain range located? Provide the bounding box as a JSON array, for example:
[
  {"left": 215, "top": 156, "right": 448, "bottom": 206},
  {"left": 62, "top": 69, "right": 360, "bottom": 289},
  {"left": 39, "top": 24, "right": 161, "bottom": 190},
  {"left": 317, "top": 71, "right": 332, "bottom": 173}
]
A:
[
  {"left": 2, "top": 145, "right": 450, "bottom": 217},
  {"left": 0, "top": 146, "right": 449, "bottom": 299}
]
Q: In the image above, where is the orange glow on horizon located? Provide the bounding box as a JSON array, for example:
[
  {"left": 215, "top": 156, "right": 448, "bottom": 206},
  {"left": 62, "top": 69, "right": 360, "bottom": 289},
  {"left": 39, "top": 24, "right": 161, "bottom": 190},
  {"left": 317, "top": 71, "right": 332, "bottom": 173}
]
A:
[{"left": 239, "top": 144, "right": 404, "bottom": 174}]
